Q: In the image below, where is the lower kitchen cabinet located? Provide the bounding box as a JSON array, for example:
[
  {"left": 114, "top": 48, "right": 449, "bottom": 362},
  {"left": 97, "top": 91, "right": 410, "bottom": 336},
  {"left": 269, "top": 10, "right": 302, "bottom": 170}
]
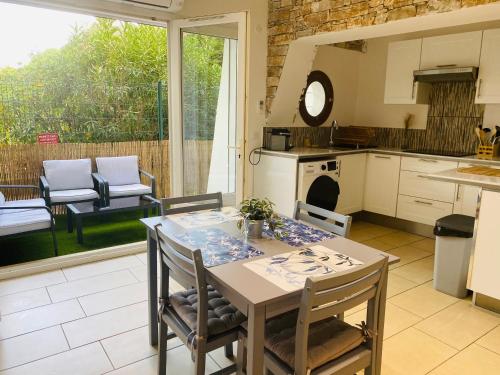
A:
[
  {"left": 453, "top": 184, "right": 481, "bottom": 217},
  {"left": 397, "top": 194, "right": 453, "bottom": 226},
  {"left": 363, "top": 154, "right": 401, "bottom": 217},
  {"left": 336, "top": 153, "right": 366, "bottom": 214}
]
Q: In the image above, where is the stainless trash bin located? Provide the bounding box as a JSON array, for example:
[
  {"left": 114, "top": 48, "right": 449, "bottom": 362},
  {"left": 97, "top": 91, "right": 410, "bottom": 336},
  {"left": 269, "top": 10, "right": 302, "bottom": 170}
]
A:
[{"left": 433, "top": 214, "right": 475, "bottom": 298}]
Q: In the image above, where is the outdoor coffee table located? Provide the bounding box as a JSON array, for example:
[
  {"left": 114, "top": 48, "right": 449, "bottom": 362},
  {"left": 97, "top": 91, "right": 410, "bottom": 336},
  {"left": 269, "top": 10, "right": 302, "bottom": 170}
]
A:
[{"left": 67, "top": 196, "right": 159, "bottom": 244}]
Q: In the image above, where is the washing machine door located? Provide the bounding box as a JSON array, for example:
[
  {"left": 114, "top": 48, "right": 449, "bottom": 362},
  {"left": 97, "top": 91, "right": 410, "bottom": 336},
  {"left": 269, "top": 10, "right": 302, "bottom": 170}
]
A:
[{"left": 306, "top": 175, "right": 340, "bottom": 220}]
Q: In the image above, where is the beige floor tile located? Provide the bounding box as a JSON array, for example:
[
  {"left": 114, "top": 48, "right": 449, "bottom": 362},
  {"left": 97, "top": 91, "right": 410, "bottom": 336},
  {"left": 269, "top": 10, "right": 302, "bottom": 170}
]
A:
[
  {"left": 101, "top": 325, "right": 182, "bottom": 368},
  {"left": 0, "top": 299, "right": 85, "bottom": 340},
  {"left": 361, "top": 238, "right": 396, "bottom": 251},
  {"left": 62, "top": 301, "right": 148, "bottom": 348},
  {"left": 107, "top": 346, "right": 220, "bottom": 375},
  {"left": 389, "top": 282, "right": 459, "bottom": 318},
  {"left": 411, "top": 238, "right": 436, "bottom": 253},
  {"left": 0, "top": 326, "right": 68, "bottom": 371},
  {"left": 135, "top": 252, "right": 147, "bottom": 265},
  {"left": 62, "top": 255, "right": 143, "bottom": 281},
  {"left": 348, "top": 229, "right": 381, "bottom": 242},
  {"left": 0, "top": 288, "right": 51, "bottom": 315},
  {"left": 387, "top": 245, "right": 433, "bottom": 269},
  {"left": 129, "top": 265, "right": 147, "bottom": 282},
  {"left": 78, "top": 281, "right": 147, "bottom": 316},
  {"left": 375, "top": 231, "right": 424, "bottom": 248},
  {"left": 429, "top": 344, "right": 500, "bottom": 375},
  {"left": 381, "top": 327, "right": 457, "bottom": 375},
  {"left": 386, "top": 273, "right": 418, "bottom": 298},
  {"left": 390, "top": 256, "right": 435, "bottom": 285},
  {"left": 415, "top": 300, "right": 500, "bottom": 350},
  {"left": 0, "top": 270, "right": 66, "bottom": 297},
  {"left": 47, "top": 269, "right": 137, "bottom": 303},
  {"left": 345, "top": 302, "right": 421, "bottom": 339},
  {"left": 344, "top": 301, "right": 367, "bottom": 317},
  {"left": 476, "top": 325, "right": 500, "bottom": 355},
  {"left": 208, "top": 342, "right": 238, "bottom": 369},
  {"left": 1, "top": 342, "right": 113, "bottom": 375}
]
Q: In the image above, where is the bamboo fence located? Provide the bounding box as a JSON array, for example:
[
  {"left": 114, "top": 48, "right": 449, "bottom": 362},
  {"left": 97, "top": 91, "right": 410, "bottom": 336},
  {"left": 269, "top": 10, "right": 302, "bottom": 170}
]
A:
[{"left": 0, "top": 140, "right": 213, "bottom": 206}]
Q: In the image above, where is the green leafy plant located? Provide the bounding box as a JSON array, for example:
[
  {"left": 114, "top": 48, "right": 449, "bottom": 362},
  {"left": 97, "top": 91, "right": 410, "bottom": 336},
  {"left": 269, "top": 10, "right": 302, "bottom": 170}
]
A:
[{"left": 236, "top": 198, "right": 285, "bottom": 239}]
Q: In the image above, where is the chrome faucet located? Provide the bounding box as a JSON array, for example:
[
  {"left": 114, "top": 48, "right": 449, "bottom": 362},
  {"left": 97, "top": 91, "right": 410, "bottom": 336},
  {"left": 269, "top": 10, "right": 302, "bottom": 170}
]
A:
[{"left": 329, "top": 120, "right": 339, "bottom": 148}]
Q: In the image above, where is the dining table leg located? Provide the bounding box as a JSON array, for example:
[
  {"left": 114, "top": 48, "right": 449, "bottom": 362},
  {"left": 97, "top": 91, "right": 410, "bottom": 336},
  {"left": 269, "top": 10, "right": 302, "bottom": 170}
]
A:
[
  {"left": 246, "top": 304, "right": 265, "bottom": 375},
  {"left": 147, "top": 229, "right": 158, "bottom": 346}
]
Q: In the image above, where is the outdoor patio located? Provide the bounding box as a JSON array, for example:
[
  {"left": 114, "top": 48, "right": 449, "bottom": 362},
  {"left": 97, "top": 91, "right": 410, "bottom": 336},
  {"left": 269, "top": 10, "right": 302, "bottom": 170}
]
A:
[{"left": 0, "top": 221, "right": 499, "bottom": 374}]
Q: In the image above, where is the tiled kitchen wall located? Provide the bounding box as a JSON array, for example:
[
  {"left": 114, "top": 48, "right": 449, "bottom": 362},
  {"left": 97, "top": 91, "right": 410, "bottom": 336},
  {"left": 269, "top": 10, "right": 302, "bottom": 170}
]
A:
[{"left": 266, "top": 82, "right": 484, "bottom": 154}]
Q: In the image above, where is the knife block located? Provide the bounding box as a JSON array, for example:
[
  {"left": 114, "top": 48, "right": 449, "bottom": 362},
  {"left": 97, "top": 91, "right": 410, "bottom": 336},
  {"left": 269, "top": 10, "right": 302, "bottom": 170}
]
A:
[{"left": 477, "top": 145, "right": 500, "bottom": 159}]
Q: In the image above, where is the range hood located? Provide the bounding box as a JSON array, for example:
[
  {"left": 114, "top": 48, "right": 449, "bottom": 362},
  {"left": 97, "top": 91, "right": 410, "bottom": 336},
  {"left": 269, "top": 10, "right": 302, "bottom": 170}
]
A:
[{"left": 413, "top": 66, "right": 478, "bottom": 83}]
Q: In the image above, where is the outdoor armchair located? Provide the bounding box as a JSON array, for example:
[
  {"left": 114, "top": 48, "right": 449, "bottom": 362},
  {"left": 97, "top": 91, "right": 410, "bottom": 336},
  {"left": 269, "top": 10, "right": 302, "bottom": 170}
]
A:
[
  {"left": 95, "top": 156, "right": 156, "bottom": 206},
  {"left": 0, "top": 185, "right": 58, "bottom": 256},
  {"left": 40, "top": 158, "right": 106, "bottom": 207}
]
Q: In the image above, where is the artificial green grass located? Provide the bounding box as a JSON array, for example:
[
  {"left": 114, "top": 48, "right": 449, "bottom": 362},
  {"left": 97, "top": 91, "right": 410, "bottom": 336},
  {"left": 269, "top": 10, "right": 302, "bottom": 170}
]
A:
[{"left": 0, "top": 211, "right": 147, "bottom": 267}]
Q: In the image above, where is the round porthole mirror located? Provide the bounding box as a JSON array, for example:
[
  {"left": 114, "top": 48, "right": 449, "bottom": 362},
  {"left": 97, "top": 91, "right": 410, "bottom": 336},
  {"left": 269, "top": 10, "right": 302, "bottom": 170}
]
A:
[{"left": 299, "top": 70, "right": 334, "bottom": 127}]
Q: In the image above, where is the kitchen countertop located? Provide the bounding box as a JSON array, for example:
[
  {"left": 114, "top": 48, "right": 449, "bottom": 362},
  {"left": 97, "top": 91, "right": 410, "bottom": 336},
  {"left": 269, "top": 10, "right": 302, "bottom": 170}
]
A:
[
  {"left": 423, "top": 168, "right": 500, "bottom": 191},
  {"left": 258, "top": 147, "right": 500, "bottom": 166}
]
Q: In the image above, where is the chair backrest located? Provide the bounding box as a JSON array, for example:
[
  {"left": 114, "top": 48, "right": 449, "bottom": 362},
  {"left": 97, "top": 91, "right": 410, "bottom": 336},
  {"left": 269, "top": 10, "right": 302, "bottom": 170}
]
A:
[
  {"left": 154, "top": 224, "right": 209, "bottom": 338},
  {"left": 160, "top": 192, "right": 223, "bottom": 216},
  {"left": 294, "top": 256, "right": 388, "bottom": 374},
  {"left": 96, "top": 156, "right": 140, "bottom": 186},
  {"left": 294, "top": 201, "right": 352, "bottom": 237},
  {"left": 43, "top": 159, "right": 94, "bottom": 191}
]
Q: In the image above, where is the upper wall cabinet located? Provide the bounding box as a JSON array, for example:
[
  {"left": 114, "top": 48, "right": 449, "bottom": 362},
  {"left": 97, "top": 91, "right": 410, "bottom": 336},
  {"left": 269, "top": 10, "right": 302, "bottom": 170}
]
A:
[
  {"left": 476, "top": 29, "right": 500, "bottom": 104},
  {"left": 384, "top": 39, "right": 429, "bottom": 104},
  {"left": 420, "top": 31, "right": 482, "bottom": 69}
]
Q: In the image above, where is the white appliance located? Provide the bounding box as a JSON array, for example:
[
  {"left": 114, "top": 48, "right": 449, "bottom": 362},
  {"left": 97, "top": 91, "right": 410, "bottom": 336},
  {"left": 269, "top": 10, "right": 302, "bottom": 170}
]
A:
[{"left": 297, "top": 159, "right": 341, "bottom": 214}]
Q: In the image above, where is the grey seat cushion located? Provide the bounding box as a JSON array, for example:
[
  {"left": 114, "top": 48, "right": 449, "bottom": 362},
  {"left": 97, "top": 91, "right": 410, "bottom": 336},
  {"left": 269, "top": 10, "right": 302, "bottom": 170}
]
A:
[
  {"left": 169, "top": 286, "right": 246, "bottom": 337},
  {"left": 265, "top": 310, "right": 365, "bottom": 370},
  {"left": 0, "top": 198, "right": 46, "bottom": 214},
  {"left": 0, "top": 209, "right": 51, "bottom": 236},
  {"left": 50, "top": 189, "right": 99, "bottom": 203},
  {"left": 108, "top": 184, "right": 152, "bottom": 197}
]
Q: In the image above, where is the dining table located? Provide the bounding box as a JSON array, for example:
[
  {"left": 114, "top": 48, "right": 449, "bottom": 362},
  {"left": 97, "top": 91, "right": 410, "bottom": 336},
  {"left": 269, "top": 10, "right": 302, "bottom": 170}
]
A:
[{"left": 141, "top": 210, "right": 399, "bottom": 375}]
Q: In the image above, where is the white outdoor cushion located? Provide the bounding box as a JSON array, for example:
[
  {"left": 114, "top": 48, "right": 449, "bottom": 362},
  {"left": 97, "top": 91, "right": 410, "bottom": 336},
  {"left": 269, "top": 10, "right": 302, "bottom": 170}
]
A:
[
  {"left": 108, "top": 184, "right": 152, "bottom": 198},
  {"left": 50, "top": 189, "right": 99, "bottom": 203},
  {"left": 0, "top": 192, "right": 5, "bottom": 205},
  {"left": 96, "top": 156, "right": 140, "bottom": 186},
  {"left": 0, "top": 209, "right": 51, "bottom": 236},
  {"left": 43, "top": 159, "right": 94, "bottom": 191},
  {"left": 0, "top": 198, "right": 46, "bottom": 215}
]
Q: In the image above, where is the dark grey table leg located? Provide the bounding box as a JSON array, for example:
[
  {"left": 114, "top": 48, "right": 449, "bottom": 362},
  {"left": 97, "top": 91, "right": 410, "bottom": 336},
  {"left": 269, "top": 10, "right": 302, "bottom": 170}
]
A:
[
  {"left": 147, "top": 229, "right": 159, "bottom": 346},
  {"left": 67, "top": 207, "right": 73, "bottom": 233},
  {"left": 76, "top": 216, "right": 83, "bottom": 244}
]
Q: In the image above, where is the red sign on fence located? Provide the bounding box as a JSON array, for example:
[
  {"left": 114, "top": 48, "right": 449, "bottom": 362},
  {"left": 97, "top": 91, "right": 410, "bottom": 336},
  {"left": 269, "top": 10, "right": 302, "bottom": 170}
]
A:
[{"left": 37, "top": 133, "right": 59, "bottom": 144}]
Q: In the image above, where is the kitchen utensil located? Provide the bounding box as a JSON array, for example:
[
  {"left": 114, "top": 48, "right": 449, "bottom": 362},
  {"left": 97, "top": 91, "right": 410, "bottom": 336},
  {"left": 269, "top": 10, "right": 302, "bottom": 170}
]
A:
[
  {"left": 489, "top": 128, "right": 497, "bottom": 145},
  {"left": 475, "top": 127, "right": 483, "bottom": 145}
]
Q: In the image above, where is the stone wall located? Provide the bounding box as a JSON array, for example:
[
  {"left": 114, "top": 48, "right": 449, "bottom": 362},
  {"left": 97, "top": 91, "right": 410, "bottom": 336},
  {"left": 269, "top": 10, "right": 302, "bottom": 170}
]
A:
[{"left": 267, "top": 0, "right": 500, "bottom": 112}]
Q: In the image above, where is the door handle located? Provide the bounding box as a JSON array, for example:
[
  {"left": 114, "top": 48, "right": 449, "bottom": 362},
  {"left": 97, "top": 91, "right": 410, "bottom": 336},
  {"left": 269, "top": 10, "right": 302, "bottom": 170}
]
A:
[
  {"left": 375, "top": 155, "right": 391, "bottom": 159},
  {"left": 418, "top": 158, "right": 438, "bottom": 163},
  {"left": 414, "top": 200, "right": 433, "bottom": 206},
  {"left": 456, "top": 185, "right": 461, "bottom": 202}
]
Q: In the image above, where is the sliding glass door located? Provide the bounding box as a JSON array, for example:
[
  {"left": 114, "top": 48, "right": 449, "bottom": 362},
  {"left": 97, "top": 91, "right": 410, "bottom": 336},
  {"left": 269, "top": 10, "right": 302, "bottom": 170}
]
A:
[{"left": 168, "top": 13, "right": 246, "bottom": 205}]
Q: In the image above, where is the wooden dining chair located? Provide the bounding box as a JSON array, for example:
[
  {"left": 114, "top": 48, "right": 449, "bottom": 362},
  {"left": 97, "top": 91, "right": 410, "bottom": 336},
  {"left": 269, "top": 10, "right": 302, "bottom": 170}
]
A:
[
  {"left": 261, "top": 256, "right": 389, "bottom": 375},
  {"left": 160, "top": 192, "right": 223, "bottom": 216},
  {"left": 154, "top": 224, "right": 246, "bottom": 375},
  {"left": 294, "top": 200, "right": 352, "bottom": 237}
]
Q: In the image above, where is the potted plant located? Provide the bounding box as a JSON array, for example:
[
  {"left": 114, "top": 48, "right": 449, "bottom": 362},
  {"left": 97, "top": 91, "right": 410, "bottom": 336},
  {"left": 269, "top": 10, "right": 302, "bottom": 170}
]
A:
[{"left": 237, "top": 198, "right": 284, "bottom": 239}]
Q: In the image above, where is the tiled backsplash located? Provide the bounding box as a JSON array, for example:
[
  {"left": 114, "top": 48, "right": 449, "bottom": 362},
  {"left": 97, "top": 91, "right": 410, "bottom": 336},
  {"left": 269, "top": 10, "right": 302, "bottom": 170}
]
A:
[{"left": 266, "top": 82, "right": 484, "bottom": 155}]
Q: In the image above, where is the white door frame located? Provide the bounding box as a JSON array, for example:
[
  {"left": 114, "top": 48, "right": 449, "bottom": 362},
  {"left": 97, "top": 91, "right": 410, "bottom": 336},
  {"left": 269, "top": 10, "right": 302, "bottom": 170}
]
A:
[{"left": 167, "top": 12, "right": 247, "bottom": 202}]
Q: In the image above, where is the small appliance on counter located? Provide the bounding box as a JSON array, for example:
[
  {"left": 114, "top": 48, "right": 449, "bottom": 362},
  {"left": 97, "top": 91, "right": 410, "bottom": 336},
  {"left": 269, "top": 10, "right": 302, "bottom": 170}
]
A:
[{"left": 264, "top": 128, "right": 293, "bottom": 151}]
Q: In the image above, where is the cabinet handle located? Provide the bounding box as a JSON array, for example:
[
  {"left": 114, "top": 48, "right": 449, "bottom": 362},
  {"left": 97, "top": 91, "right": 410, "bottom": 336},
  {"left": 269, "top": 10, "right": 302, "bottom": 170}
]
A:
[
  {"left": 415, "top": 200, "right": 433, "bottom": 206},
  {"left": 375, "top": 155, "right": 391, "bottom": 160},
  {"left": 456, "top": 185, "right": 461, "bottom": 202},
  {"left": 477, "top": 78, "right": 482, "bottom": 98},
  {"left": 418, "top": 158, "right": 438, "bottom": 163},
  {"left": 411, "top": 81, "right": 416, "bottom": 99},
  {"left": 337, "top": 159, "right": 342, "bottom": 178}
]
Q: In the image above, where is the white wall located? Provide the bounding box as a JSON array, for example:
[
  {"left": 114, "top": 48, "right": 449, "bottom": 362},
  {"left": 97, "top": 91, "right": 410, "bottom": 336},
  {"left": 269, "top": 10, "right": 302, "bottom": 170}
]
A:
[
  {"left": 354, "top": 37, "right": 429, "bottom": 129},
  {"left": 291, "top": 45, "right": 360, "bottom": 127}
]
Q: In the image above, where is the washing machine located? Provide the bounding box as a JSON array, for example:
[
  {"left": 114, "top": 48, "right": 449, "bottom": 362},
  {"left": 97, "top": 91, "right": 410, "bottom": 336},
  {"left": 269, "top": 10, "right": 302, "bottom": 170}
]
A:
[{"left": 297, "top": 159, "right": 340, "bottom": 217}]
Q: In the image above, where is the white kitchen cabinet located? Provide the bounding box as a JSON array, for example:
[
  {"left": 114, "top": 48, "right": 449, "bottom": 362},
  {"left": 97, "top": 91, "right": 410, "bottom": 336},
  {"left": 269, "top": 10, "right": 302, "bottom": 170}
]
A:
[
  {"left": 336, "top": 153, "right": 366, "bottom": 214},
  {"left": 470, "top": 190, "right": 500, "bottom": 300},
  {"left": 399, "top": 170, "right": 456, "bottom": 203},
  {"left": 476, "top": 28, "right": 500, "bottom": 104},
  {"left": 400, "top": 156, "right": 458, "bottom": 174},
  {"left": 420, "top": 31, "right": 482, "bottom": 70},
  {"left": 453, "top": 163, "right": 481, "bottom": 217},
  {"left": 363, "top": 154, "right": 401, "bottom": 217},
  {"left": 396, "top": 195, "right": 453, "bottom": 226},
  {"left": 384, "top": 39, "right": 429, "bottom": 104}
]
